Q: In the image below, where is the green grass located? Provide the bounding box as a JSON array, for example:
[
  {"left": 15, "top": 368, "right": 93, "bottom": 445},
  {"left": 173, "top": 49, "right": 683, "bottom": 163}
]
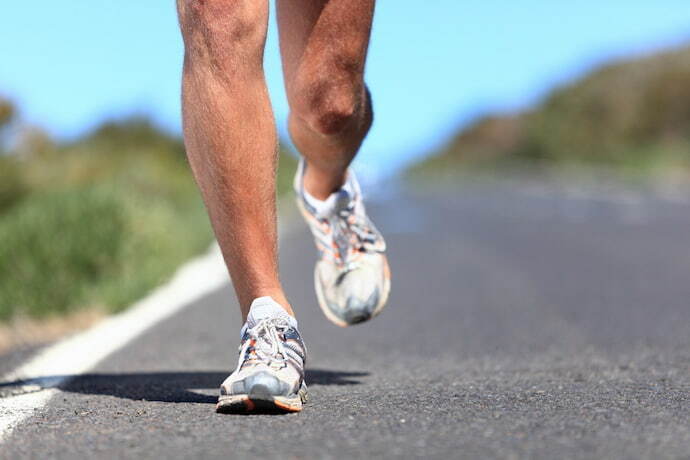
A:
[{"left": 0, "top": 117, "right": 297, "bottom": 322}]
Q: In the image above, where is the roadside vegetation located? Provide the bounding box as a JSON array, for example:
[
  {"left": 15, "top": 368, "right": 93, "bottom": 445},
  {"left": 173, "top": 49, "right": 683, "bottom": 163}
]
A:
[
  {"left": 411, "top": 44, "right": 690, "bottom": 181},
  {"left": 0, "top": 101, "right": 296, "bottom": 324}
]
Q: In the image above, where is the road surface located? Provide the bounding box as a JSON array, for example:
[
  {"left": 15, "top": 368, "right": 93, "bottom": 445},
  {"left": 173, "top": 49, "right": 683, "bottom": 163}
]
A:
[{"left": 1, "top": 179, "right": 690, "bottom": 458}]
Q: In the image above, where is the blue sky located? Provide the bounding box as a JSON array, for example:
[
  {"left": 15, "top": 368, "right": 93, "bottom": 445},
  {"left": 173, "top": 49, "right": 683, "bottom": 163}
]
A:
[{"left": 2, "top": 1, "right": 690, "bottom": 180}]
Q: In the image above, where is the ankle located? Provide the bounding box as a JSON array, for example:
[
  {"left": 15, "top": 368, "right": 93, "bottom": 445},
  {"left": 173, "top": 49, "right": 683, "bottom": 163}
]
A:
[
  {"left": 303, "top": 162, "right": 347, "bottom": 200},
  {"left": 241, "top": 290, "right": 295, "bottom": 321},
  {"left": 270, "top": 292, "right": 295, "bottom": 318}
]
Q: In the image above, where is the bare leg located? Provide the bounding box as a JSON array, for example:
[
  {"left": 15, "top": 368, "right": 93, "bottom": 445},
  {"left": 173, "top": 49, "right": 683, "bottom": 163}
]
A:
[
  {"left": 277, "top": 0, "right": 375, "bottom": 199},
  {"left": 177, "top": 0, "right": 292, "bottom": 320}
]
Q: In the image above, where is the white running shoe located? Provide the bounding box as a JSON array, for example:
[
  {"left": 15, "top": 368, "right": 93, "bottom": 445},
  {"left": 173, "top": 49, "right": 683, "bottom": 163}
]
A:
[
  {"left": 216, "top": 297, "right": 308, "bottom": 413},
  {"left": 294, "top": 159, "right": 391, "bottom": 327}
]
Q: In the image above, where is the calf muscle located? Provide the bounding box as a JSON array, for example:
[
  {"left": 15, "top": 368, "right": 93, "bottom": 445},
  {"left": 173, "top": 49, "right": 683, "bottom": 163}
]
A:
[{"left": 177, "top": 0, "right": 292, "bottom": 318}]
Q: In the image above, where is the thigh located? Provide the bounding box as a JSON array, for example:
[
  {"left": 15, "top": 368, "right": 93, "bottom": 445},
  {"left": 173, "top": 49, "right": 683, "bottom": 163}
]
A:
[{"left": 276, "top": 0, "right": 375, "bottom": 96}]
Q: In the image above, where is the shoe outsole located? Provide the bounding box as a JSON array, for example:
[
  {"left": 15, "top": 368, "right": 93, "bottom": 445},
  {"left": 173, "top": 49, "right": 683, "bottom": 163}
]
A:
[{"left": 215, "top": 394, "right": 303, "bottom": 414}]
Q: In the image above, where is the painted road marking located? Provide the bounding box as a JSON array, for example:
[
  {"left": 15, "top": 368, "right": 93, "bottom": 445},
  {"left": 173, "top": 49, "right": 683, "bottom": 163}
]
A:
[{"left": 0, "top": 243, "right": 229, "bottom": 442}]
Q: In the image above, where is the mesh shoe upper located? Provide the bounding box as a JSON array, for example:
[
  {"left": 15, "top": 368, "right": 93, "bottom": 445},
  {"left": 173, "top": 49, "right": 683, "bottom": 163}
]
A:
[
  {"left": 294, "top": 160, "right": 391, "bottom": 326},
  {"left": 220, "top": 301, "right": 306, "bottom": 399}
]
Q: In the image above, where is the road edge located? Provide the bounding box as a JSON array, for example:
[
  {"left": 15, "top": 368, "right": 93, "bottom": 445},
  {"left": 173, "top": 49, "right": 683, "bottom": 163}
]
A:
[
  {"left": 0, "top": 197, "right": 304, "bottom": 443},
  {"left": 0, "top": 242, "right": 229, "bottom": 442}
]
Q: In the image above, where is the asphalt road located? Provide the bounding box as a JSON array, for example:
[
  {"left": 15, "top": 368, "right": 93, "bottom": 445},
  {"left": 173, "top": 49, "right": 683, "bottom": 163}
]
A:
[{"left": 2, "top": 178, "right": 690, "bottom": 459}]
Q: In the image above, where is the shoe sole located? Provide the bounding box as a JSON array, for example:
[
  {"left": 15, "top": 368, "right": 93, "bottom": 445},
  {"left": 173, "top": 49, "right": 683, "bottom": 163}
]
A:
[
  {"left": 296, "top": 196, "right": 392, "bottom": 327},
  {"left": 216, "top": 383, "right": 308, "bottom": 414},
  {"left": 215, "top": 394, "right": 303, "bottom": 414}
]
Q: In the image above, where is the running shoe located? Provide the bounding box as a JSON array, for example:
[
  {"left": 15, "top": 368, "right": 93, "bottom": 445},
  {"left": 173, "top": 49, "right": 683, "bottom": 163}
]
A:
[
  {"left": 216, "top": 297, "right": 308, "bottom": 413},
  {"left": 294, "top": 159, "right": 391, "bottom": 327}
]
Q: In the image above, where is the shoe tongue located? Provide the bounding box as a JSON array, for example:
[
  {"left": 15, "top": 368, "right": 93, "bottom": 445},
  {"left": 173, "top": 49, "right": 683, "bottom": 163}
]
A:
[{"left": 246, "top": 297, "right": 295, "bottom": 329}]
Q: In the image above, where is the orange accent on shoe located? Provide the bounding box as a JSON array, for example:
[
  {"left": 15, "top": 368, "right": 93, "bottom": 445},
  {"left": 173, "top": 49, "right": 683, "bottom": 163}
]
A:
[{"left": 274, "top": 400, "right": 302, "bottom": 412}]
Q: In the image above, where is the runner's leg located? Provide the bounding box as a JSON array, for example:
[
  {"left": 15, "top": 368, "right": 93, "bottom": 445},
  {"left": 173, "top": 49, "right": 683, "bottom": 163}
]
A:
[
  {"left": 276, "top": 0, "right": 389, "bottom": 328},
  {"left": 177, "top": 0, "right": 292, "bottom": 319},
  {"left": 276, "top": 0, "right": 375, "bottom": 199}
]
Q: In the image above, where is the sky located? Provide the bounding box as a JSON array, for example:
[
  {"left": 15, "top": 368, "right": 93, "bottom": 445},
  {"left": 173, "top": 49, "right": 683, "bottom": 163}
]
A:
[{"left": 2, "top": 1, "right": 690, "bottom": 180}]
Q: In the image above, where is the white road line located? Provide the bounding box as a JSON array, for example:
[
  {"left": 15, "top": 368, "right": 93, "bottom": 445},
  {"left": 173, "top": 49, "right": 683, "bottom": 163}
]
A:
[{"left": 0, "top": 243, "right": 229, "bottom": 442}]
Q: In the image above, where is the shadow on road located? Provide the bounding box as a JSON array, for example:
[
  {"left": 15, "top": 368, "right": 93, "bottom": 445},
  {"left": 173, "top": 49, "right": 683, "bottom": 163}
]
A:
[{"left": 0, "top": 369, "right": 369, "bottom": 404}]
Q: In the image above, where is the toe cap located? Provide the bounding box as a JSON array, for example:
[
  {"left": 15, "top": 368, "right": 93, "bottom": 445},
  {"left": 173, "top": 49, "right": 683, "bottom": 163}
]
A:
[
  {"left": 330, "top": 289, "right": 380, "bottom": 325},
  {"left": 221, "top": 371, "right": 291, "bottom": 397}
]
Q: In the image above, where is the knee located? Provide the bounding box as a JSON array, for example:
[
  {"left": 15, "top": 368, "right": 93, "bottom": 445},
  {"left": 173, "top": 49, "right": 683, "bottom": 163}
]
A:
[
  {"left": 178, "top": 0, "right": 266, "bottom": 67},
  {"left": 292, "top": 72, "right": 366, "bottom": 136}
]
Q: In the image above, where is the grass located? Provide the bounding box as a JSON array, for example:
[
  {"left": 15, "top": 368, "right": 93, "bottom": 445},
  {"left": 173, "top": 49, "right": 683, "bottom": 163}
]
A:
[{"left": 0, "top": 117, "right": 297, "bottom": 322}]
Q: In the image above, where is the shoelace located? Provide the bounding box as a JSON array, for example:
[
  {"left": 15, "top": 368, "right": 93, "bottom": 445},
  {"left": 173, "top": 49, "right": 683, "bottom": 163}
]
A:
[
  {"left": 237, "top": 318, "right": 290, "bottom": 368},
  {"left": 330, "top": 202, "right": 381, "bottom": 268}
]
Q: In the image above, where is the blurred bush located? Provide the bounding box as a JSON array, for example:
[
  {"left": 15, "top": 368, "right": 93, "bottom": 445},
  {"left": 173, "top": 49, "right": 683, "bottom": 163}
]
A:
[
  {"left": 0, "top": 110, "right": 296, "bottom": 322},
  {"left": 0, "top": 156, "right": 28, "bottom": 212},
  {"left": 412, "top": 45, "right": 690, "bottom": 178},
  {"left": 0, "top": 96, "right": 14, "bottom": 133},
  {"left": 0, "top": 188, "right": 125, "bottom": 319}
]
